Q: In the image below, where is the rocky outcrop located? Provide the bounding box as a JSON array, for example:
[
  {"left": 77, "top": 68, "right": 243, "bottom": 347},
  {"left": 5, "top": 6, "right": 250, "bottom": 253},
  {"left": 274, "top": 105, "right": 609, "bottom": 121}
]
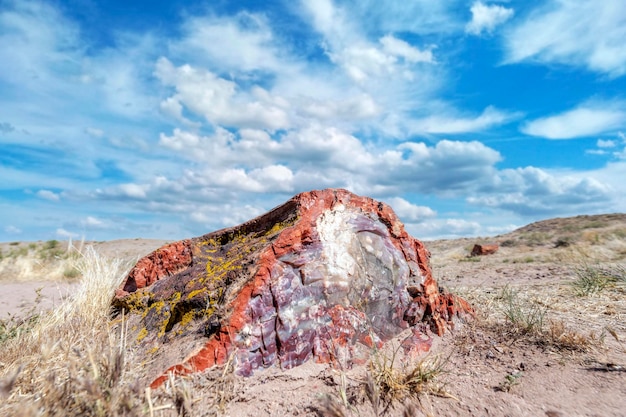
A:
[
  {"left": 113, "top": 189, "right": 473, "bottom": 388},
  {"left": 471, "top": 243, "right": 499, "bottom": 256}
]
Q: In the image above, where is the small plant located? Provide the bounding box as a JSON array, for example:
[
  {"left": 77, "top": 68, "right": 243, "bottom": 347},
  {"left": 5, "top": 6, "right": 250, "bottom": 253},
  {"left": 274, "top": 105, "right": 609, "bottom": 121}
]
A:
[
  {"left": 499, "top": 286, "right": 545, "bottom": 335},
  {"left": 571, "top": 261, "right": 625, "bottom": 296},
  {"left": 497, "top": 371, "right": 522, "bottom": 392}
]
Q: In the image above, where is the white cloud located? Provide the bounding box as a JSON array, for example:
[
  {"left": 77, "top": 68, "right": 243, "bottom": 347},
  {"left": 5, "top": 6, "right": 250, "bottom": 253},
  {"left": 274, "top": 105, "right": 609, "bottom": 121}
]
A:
[
  {"left": 4, "top": 225, "right": 22, "bottom": 235},
  {"left": 384, "top": 197, "right": 436, "bottom": 223},
  {"left": 56, "top": 228, "right": 78, "bottom": 238},
  {"left": 414, "top": 219, "right": 482, "bottom": 239},
  {"left": 466, "top": 1, "right": 514, "bottom": 35},
  {"left": 379, "top": 35, "right": 433, "bottom": 63},
  {"left": 36, "top": 189, "right": 60, "bottom": 201},
  {"left": 504, "top": 0, "right": 626, "bottom": 76},
  {"left": 172, "top": 12, "right": 286, "bottom": 73},
  {"left": 410, "top": 106, "right": 518, "bottom": 134},
  {"left": 597, "top": 139, "right": 616, "bottom": 148},
  {"left": 522, "top": 103, "right": 626, "bottom": 139},
  {"left": 469, "top": 166, "right": 614, "bottom": 216},
  {"left": 331, "top": 0, "right": 462, "bottom": 35},
  {"left": 81, "top": 216, "right": 105, "bottom": 228},
  {"left": 84, "top": 127, "right": 104, "bottom": 138},
  {"left": 155, "top": 58, "right": 290, "bottom": 131}
]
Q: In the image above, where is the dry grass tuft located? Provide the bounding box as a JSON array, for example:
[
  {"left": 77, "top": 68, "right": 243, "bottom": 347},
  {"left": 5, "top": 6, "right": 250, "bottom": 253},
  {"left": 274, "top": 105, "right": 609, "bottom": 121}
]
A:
[{"left": 367, "top": 346, "right": 449, "bottom": 414}]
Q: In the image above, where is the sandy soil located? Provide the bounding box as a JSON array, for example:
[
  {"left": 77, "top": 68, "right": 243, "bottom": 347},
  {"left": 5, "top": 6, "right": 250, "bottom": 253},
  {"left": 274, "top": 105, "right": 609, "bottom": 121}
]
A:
[{"left": 1, "top": 215, "right": 625, "bottom": 416}]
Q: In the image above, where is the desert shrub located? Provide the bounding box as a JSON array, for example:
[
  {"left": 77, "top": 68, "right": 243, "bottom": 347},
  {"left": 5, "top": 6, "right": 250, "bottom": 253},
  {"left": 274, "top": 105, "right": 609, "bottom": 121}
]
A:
[
  {"left": 8, "top": 245, "right": 29, "bottom": 258},
  {"left": 584, "top": 220, "right": 608, "bottom": 229},
  {"left": 43, "top": 239, "right": 59, "bottom": 250},
  {"left": 612, "top": 228, "right": 626, "bottom": 239},
  {"left": 521, "top": 232, "right": 551, "bottom": 247},
  {"left": 500, "top": 239, "right": 517, "bottom": 247},
  {"left": 554, "top": 237, "right": 572, "bottom": 248}
]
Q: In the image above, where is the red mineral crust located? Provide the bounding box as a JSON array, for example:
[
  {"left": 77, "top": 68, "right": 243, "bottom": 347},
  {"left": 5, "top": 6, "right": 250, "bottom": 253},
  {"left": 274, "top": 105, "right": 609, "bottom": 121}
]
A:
[{"left": 113, "top": 189, "right": 473, "bottom": 388}]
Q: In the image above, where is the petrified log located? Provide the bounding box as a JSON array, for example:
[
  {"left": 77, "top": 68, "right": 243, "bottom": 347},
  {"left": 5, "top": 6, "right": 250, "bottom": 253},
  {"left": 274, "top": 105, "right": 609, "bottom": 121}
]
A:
[
  {"left": 113, "top": 189, "right": 472, "bottom": 387},
  {"left": 470, "top": 243, "right": 499, "bottom": 256}
]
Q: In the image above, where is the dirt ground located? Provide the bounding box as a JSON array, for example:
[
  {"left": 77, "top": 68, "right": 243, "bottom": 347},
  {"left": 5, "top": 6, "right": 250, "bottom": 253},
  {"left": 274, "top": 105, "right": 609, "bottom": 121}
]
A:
[{"left": 1, "top": 215, "right": 625, "bottom": 416}]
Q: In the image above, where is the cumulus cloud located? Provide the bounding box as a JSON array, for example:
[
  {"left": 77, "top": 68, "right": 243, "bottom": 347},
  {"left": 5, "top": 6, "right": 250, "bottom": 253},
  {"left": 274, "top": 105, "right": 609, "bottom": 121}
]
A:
[
  {"left": 469, "top": 166, "right": 613, "bottom": 216},
  {"left": 522, "top": 102, "right": 626, "bottom": 139},
  {"left": 504, "top": 0, "right": 626, "bottom": 76},
  {"left": 466, "top": 1, "right": 514, "bottom": 35},
  {"left": 155, "top": 58, "right": 290, "bottom": 131},
  {"left": 412, "top": 218, "right": 482, "bottom": 240},
  {"left": 36, "top": 189, "right": 60, "bottom": 201},
  {"left": 384, "top": 197, "right": 436, "bottom": 223}
]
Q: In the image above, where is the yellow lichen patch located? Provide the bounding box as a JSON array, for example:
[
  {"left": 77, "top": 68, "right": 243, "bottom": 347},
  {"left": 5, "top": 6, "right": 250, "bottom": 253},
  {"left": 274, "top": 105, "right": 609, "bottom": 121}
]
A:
[
  {"left": 136, "top": 327, "right": 148, "bottom": 342},
  {"left": 118, "top": 290, "right": 149, "bottom": 312},
  {"left": 180, "top": 310, "right": 195, "bottom": 328},
  {"left": 187, "top": 288, "right": 208, "bottom": 300}
]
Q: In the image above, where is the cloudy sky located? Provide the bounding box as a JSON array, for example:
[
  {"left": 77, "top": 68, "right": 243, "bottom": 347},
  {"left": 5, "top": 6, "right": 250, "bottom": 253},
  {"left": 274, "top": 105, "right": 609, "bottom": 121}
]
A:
[{"left": 1, "top": 0, "right": 626, "bottom": 242}]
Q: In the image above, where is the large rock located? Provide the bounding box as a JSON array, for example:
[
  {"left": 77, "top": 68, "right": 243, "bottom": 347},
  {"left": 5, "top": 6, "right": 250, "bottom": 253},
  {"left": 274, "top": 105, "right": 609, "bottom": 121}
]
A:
[
  {"left": 471, "top": 243, "right": 499, "bottom": 256},
  {"left": 113, "top": 189, "right": 472, "bottom": 388}
]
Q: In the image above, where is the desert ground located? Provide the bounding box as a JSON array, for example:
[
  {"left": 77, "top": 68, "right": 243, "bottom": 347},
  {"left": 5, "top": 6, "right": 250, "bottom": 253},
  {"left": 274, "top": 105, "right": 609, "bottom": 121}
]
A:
[{"left": 0, "top": 214, "right": 625, "bottom": 416}]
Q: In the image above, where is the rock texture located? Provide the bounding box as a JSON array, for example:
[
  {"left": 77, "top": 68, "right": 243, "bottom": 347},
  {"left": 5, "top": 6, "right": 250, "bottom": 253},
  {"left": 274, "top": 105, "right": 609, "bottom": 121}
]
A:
[
  {"left": 471, "top": 243, "right": 499, "bottom": 256},
  {"left": 113, "top": 189, "right": 473, "bottom": 388}
]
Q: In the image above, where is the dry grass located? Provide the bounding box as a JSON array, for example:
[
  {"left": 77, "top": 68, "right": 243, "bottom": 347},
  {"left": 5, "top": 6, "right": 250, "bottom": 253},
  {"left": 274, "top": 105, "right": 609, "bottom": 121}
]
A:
[
  {"left": 454, "top": 283, "right": 598, "bottom": 354},
  {"left": 368, "top": 349, "right": 448, "bottom": 404},
  {"left": 0, "top": 247, "right": 236, "bottom": 417}
]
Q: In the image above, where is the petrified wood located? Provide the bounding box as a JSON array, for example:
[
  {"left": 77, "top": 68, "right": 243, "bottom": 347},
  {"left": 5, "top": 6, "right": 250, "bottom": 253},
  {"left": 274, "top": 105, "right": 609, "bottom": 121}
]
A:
[{"left": 113, "top": 189, "right": 472, "bottom": 387}]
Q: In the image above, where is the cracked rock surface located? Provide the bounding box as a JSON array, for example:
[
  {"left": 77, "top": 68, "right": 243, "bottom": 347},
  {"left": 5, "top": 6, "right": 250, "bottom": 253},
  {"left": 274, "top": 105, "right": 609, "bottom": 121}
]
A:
[{"left": 113, "top": 189, "right": 472, "bottom": 387}]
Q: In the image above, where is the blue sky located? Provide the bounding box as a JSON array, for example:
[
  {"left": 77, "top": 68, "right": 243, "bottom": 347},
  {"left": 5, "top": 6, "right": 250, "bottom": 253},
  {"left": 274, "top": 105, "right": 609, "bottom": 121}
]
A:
[{"left": 1, "top": 0, "right": 626, "bottom": 242}]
